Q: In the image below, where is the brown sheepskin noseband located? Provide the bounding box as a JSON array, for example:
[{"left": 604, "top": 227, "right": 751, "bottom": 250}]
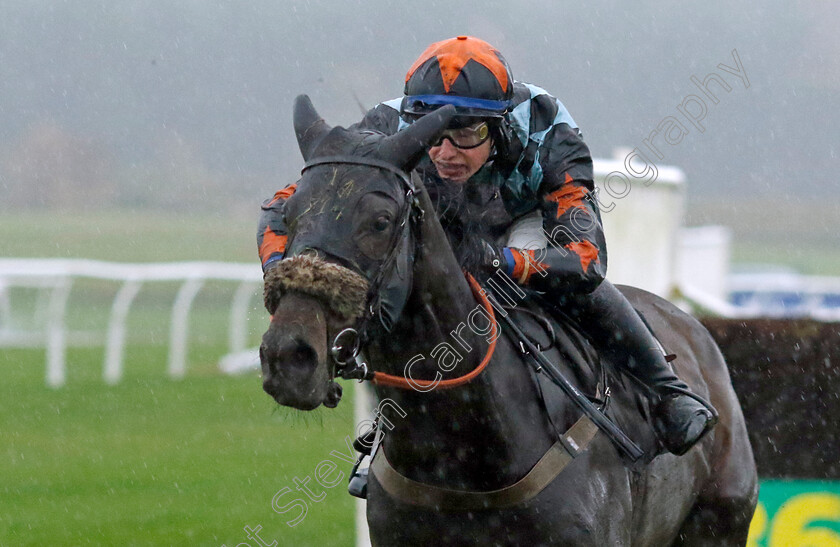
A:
[{"left": 263, "top": 255, "right": 370, "bottom": 320}]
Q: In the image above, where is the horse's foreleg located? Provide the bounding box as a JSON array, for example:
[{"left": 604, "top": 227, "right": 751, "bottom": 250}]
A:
[{"left": 671, "top": 493, "right": 757, "bottom": 546}]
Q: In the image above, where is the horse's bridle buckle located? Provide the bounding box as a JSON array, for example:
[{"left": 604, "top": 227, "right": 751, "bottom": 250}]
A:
[{"left": 331, "top": 327, "right": 373, "bottom": 382}]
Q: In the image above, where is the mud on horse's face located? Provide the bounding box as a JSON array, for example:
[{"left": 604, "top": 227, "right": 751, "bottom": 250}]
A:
[{"left": 259, "top": 96, "right": 454, "bottom": 410}]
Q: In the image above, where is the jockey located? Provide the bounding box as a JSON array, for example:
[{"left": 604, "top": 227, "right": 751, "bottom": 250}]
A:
[{"left": 350, "top": 35, "right": 717, "bottom": 456}]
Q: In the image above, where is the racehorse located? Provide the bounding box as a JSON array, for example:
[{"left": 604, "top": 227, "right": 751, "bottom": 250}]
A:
[{"left": 259, "top": 95, "right": 758, "bottom": 545}]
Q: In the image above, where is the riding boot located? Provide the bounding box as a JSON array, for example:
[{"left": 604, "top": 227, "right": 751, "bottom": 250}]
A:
[{"left": 560, "top": 280, "right": 717, "bottom": 456}]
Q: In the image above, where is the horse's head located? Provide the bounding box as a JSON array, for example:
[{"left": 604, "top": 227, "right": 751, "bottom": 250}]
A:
[{"left": 260, "top": 95, "right": 454, "bottom": 410}]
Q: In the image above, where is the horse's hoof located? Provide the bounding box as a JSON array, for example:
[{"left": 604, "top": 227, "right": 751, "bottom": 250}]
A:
[{"left": 654, "top": 394, "right": 718, "bottom": 456}]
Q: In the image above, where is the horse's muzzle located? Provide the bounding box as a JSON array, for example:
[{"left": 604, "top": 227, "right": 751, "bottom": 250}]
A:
[
  {"left": 260, "top": 336, "right": 323, "bottom": 409},
  {"left": 259, "top": 291, "right": 331, "bottom": 410}
]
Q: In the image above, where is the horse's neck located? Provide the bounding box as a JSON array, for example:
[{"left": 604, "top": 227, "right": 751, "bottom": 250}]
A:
[
  {"left": 366, "top": 178, "right": 556, "bottom": 488},
  {"left": 370, "top": 175, "right": 488, "bottom": 371}
]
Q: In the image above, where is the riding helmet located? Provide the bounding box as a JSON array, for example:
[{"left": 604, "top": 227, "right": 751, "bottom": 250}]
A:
[{"left": 401, "top": 36, "right": 514, "bottom": 121}]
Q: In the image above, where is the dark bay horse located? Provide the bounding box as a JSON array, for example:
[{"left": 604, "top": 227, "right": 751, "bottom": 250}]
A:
[{"left": 260, "top": 95, "right": 758, "bottom": 545}]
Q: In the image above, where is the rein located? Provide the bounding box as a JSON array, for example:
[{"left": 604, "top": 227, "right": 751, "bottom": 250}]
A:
[{"left": 370, "top": 273, "right": 496, "bottom": 390}]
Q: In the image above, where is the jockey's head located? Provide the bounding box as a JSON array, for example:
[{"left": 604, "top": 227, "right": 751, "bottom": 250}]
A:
[{"left": 400, "top": 36, "right": 513, "bottom": 183}]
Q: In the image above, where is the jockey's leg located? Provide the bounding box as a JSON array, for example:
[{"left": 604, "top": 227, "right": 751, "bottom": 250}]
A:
[
  {"left": 502, "top": 211, "right": 717, "bottom": 455},
  {"left": 569, "top": 281, "right": 718, "bottom": 456}
]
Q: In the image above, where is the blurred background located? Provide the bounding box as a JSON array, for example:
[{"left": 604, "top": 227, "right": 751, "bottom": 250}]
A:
[
  {"left": 1, "top": 1, "right": 838, "bottom": 545},
  {"left": 2, "top": 0, "right": 839, "bottom": 271}
]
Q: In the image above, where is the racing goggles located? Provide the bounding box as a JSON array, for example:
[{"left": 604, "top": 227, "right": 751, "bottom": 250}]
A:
[{"left": 431, "top": 121, "right": 491, "bottom": 149}]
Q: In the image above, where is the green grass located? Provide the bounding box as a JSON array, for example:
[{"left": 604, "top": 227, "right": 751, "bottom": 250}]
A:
[
  {"left": 1, "top": 210, "right": 359, "bottom": 545},
  {"left": 729, "top": 241, "right": 840, "bottom": 276},
  {"left": 0, "top": 345, "right": 358, "bottom": 546},
  {"left": 0, "top": 209, "right": 257, "bottom": 262},
  {"left": 687, "top": 198, "right": 840, "bottom": 276}
]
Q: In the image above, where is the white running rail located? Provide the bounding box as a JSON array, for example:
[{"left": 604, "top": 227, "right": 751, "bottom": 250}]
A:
[{"left": 0, "top": 258, "right": 263, "bottom": 388}]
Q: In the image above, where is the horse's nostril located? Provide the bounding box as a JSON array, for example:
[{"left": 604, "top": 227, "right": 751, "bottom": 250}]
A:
[
  {"left": 288, "top": 341, "right": 318, "bottom": 368},
  {"left": 263, "top": 338, "right": 319, "bottom": 375}
]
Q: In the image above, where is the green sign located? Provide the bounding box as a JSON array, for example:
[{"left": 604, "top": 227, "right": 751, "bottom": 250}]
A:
[{"left": 748, "top": 480, "right": 840, "bottom": 546}]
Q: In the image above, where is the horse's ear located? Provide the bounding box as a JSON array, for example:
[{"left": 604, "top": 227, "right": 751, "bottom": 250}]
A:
[
  {"left": 378, "top": 105, "right": 456, "bottom": 172},
  {"left": 293, "top": 94, "right": 331, "bottom": 161}
]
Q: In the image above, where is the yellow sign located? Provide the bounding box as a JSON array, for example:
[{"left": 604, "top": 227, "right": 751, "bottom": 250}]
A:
[{"left": 747, "top": 481, "right": 840, "bottom": 547}]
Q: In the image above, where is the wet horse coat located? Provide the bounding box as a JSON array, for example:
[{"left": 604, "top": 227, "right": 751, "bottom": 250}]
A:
[{"left": 260, "top": 95, "right": 758, "bottom": 545}]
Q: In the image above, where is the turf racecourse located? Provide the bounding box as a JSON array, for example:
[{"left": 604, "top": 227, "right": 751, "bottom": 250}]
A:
[
  {"left": 1, "top": 345, "right": 357, "bottom": 546},
  {"left": 1, "top": 210, "right": 357, "bottom": 545},
  {"left": 5, "top": 201, "right": 838, "bottom": 545}
]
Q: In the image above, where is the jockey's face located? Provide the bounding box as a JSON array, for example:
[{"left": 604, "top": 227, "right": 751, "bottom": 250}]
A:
[{"left": 428, "top": 133, "right": 492, "bottom": 184}]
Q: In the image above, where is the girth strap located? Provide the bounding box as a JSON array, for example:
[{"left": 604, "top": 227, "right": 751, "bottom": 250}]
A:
[{"left": 370, "top": 415, "right": 599, "bottom": 511}]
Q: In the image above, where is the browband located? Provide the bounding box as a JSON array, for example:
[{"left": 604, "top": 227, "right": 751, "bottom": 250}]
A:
[{"left": 302, "top": 156, "right": 415, "bottom": 192}]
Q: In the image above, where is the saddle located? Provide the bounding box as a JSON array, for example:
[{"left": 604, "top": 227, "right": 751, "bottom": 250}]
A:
[
  {"left": 504, "top": 295, "right": 662, "bottom": 465},
  {"left": 346, "top": 288, "right": 663, "bottom": 504}
]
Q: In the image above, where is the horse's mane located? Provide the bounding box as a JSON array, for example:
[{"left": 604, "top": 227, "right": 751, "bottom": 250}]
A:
[{"left": 424, "top": 168, "right": 512, "bottom": 278}]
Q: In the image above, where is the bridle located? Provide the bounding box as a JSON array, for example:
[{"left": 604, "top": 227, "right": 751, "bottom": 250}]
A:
[{"left": 300, "top": 155, "right": 496, "bottom": 390}]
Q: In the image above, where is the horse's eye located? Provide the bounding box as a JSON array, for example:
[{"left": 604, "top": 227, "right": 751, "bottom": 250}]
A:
[{"left": 372, "top": 216, "right": 391, "bottom": 232}]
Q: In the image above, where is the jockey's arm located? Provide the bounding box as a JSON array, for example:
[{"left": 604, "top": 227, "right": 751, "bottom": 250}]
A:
[
  {"left": 501, "top": 124, "right": 608, "bottom": 295},
  {"left": 350, "top": 100, "right": 608, "bottom": 295},
  {"left": 350, "top": 103, "right": 402, "bottom": 135},
  {"left": 257, "top": 183, "right": 297, "bottom": 272}
]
